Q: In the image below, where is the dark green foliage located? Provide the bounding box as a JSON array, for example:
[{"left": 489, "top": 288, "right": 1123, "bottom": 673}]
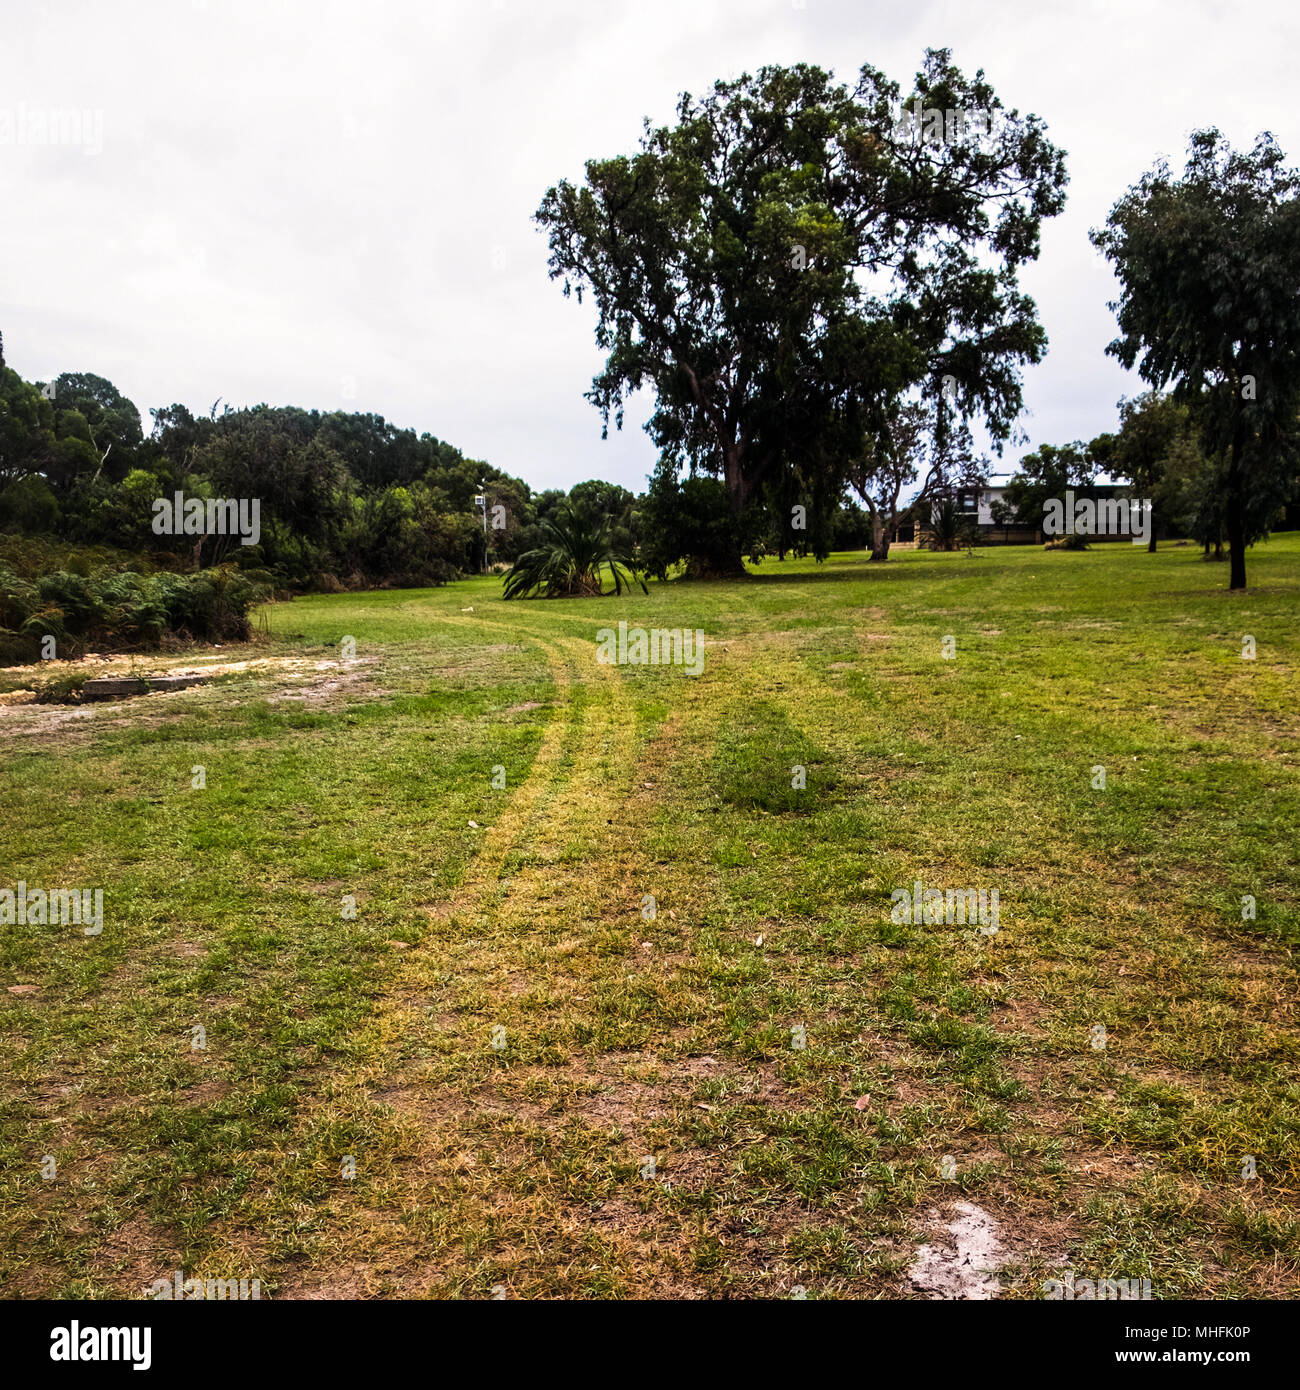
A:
[
  {"left": 0, "top": 346, "right": 536, "bottom": 592},
  {"left": 0, "top": 362, "right": 58, "bottom": 489},
  {"left": 1111, "top": 393, "right": 1221, "bottom": 551},
  {"left": 926, "top": 498, "right": 971, "bottom": 551},
  {"left": 537, "top": 51, "right": 1067, "bottom": 526},
  {"left": 829, "top": 502, "right": 871, "bottom": 551},
  {"left": 0, "top": 561, "right": 269, "bottom": 662},
  {"left": 998, "top": 441, "right": 1101, "bottom": 543},
  {"left": 563, "top": 480, "right": 639, "bottom": 555},
  {"left": 47, "top": 372, "right": 145, "bottom": 485},
  {"left": 1092, "top": 129, "right": 1300, "bottom": 588},
  {"left": 0, "top": 473, "right": 60, "bottom": 532},
  {"left": 848, "top": 403, "right": 983, "bottom": 561},
  {"left": 639, "top": 468, "right": 767, "bottom": 579}
]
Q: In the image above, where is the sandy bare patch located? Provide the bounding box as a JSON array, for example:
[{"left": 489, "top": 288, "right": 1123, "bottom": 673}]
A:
[
  {"left": 1, "top": 650, "right": 376, "bottom": 685},
  {"left": 0, "top": 654, "right": 382, "bottom": 741},
  {"left": 266, "top": 657, "right": 383, "bottom": 706},
  {"left": 909, "top": 1202, "right": 1008, "bottom": 1299}
]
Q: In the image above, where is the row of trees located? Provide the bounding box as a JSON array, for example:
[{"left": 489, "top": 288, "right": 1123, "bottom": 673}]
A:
[
  {"left": 0, "top": 337, "right": 553, "bottom": 589},
  {"left": 3, "top": 322, "right": 1275, "bottom": 601},
  {"left": 537, "top": 53, "right": 1299, "bottom": 589},
  {"left": 6, "top": 56, "right": 1296, "bottom": 596}
]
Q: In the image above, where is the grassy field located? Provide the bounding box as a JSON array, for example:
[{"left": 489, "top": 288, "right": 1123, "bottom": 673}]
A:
[{"left": 2, "top": 536, "right": 1298, "bottom": 1300}]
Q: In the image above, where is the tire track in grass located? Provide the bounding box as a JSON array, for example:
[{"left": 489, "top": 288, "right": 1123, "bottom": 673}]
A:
[
  {"left": 424, "top": 613, "right": 642, "bottom": 901},
  {"left": 267, "top": 628, "right": 1020, "bottom": 1298},
  {"left": 270, "top": 612, "right": 647, "bottom": 1295}
]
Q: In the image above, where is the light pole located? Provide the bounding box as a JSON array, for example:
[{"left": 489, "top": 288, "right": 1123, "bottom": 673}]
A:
[{"left": 473, "top": 484, "right": 488, "bottom": 572}]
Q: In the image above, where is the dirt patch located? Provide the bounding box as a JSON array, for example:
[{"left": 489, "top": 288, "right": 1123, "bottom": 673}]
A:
[
  {"left": 88, "top": 1211, "right": 183, "bottom": 1295},
  {"left": 276, "top": 1266, "right": 379, "bottom": 1300},
  {"left": 0, "top": 655, "right": 382, "bottom": 741},
  {"left": 181, "top": 1077, "right": 233, "bottom": 1104},
  {"left": 909, "top": 1202, "right": 1008, "bottom": 1299},
  {"left": 268, "top": 658, "right": 383, "bottom": 707}
]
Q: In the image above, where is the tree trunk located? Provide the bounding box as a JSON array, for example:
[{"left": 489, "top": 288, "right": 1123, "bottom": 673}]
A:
[
  {"left": 686, "top": 548, "right": 747, "bottom": 580},
  {"left": 1147, "top": 503, "right": 1157, "bottom": 553},
  {"left": 1224, "top": 429, "right": 1248, "bottom": 589},
  {"left": 721, "top": 441, "right": 752, "bottom": 514},
  {"left": 869, "top": 513, "right": 890, "bottom": 562},
  {"left": 1226, "top": 505, "right": 1247, "bottom": 589}
]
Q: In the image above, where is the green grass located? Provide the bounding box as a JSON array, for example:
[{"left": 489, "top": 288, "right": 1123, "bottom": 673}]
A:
[{"left": 1, "top": 536, "right": 1298, "bottom": 1299}]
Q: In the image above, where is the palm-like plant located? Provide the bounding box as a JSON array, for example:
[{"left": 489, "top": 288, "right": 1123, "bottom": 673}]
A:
[
  {"left": 927, "top": 497, "right": 977, "bottom": 552},
  {"left": 503, "top": 502, "right": 647, "bottom": 599}
]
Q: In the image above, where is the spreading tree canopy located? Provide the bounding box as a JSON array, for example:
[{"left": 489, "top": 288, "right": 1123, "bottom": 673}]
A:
[
  {"left": 536, "top": 50, "right": 1067, "bottom": 567},
  {"left": 1092, "top": 130, "right": 1300, "bottom": 589}
]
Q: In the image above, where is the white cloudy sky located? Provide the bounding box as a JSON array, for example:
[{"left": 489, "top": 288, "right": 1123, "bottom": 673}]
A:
[{"left": 2, "top": 0, "right": 1296, "bottom": 493}]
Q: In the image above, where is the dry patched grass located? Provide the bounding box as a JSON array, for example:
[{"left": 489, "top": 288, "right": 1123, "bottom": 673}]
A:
[{"left": 4, "top": 543, "right": 1299, "bottom": 1299}]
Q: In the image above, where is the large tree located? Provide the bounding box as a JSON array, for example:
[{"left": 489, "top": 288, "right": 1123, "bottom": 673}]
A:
[
  {"left": 1092, "top": 130, "right": 1300, "bottom": 589},
  {"left": 536, "top": 52, "right": 1067, "bottom": 568}
]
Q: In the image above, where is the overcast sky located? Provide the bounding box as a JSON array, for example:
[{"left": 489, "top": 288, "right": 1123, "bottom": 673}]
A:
[{"left": 2, "top": 0, "right": 1297, "bottom": 494}]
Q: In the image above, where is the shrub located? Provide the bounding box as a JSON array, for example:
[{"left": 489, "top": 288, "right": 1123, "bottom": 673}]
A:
[
  {"left": 639, "top": 469, "right": 766, "bottom": 579},
  {"left": 0, "top": 562, "right": 269, "bottom": 662}
]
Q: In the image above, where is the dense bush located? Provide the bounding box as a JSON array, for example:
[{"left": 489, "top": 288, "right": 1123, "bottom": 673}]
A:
[
  {"left": 0, "top": 561, "right": 270, "bottom": 662},
  {"left": 639, "top": 468, "right": 767, "bottom": 579}
]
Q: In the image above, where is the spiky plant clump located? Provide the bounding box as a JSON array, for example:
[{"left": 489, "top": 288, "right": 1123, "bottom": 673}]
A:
[{"left": 503, "top": 503, "right": 647, "bottom": 599}]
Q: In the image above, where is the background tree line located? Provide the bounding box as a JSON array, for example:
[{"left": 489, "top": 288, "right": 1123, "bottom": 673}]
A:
[
  {"left": 0, "top": 327, "right": 880, "bottom": 593},
  {"left": 6, "top": 60, "right": 1298, "bottom": 605},
  {"left": 0, "top": 335, "right": 554, "bottom": 589}
]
